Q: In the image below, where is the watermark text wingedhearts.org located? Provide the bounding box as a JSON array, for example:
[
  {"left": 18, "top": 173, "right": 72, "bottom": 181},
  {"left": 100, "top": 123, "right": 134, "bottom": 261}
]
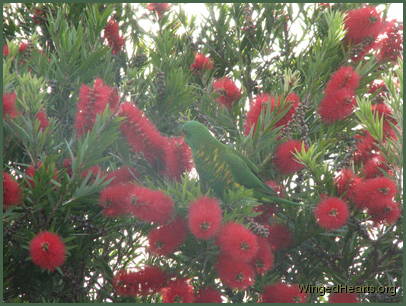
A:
[{"left": 299, "top": 284, "right": 398, "bottom": 296}]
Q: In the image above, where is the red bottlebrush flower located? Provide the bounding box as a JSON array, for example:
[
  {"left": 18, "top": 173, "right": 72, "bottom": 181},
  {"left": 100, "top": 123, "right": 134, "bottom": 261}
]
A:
[
  {"left": 188, "top": 196, "right": 222, "bottom": 240},
  {"left": 212, "top": 77, "right": 241, "bottom": 109},
  {"left": 81, "top": 165, "right": 102, "bottom": 180},
  {"left": 252, "top": 237, "right": 274, "bottom": 275},
  {"left": 148, "top": 217, "right": 187, "bottom": 256},
  {"left": 215, "top": 256, "right": 255, "bottom": 290},
  {"left": 267, "top": 223, "right": 293, "bottom": 251},
  {"left": 369, "top": 199, "right": 401, "bottom": 225},
  {"left": 261, "top": 282, "right": 308, "bottom": 303},
  {"left": 354, "top": 130, "right": 377, "bottom": 162},
  {"left": 253, "top": 204, "right": 277, "bottom": 224},
  {"left": 3, "top": 92, "right": 20, "bottom": 119},
  {"left": 104, "top": 166, "right": 139, "bottom": 186},
  {"left": 3, "top": 173, "right": 22, "bottom": 209},
  {"left": 372, "top": 103, "right": 397, "bottom": 140},
  {"left": 36, "top": 110, "right": 49, "bottom": 131},
  {"left": 273, "top": 140, "right": 306, "bottom": 175},
  {"left": 29, "top": 231, "right": 66, "bottom": 271},
  {"left": 318, "top": 88, "right": 356, "bottom": 123},
  {"left": 329, "top": 293, "right": 359, "bottom": 303},
  {"left": 344, "top": 6, "right": 384, "bottom": 45},
  {"left": 63, "top": 158, "right": 73, "bottom": 176},
  {"left": 161, "top": 278, "right": 194, "bottom": 303},
  {"left": 369, "top": 80, "right": 388, "bottom": 95},
  {"left": 162, "top": 137, "right": 193, "bottom": 181},
  {"left": 118, "top": 102, "right": 166, "bottom": 166},
  {"left": 244, "top": 93, "right": 300, "bottom": 135},
  {"left": 216, "top": 222, "right": 259, "bottom": 262},
  {"left": 130, "top": 185, "right": 175, "bottom": 224},
  {"left": 75, "top": 78, "right": 119, "bottom": 137},
  {"left": 190, "top": 53, "right": 214, "bottom": 72},
  {"left": 136, "top": 265, "right": 168, "bottom": 296},
  {"left": 113, "top": 266, "right": 168, "bottom": 297},
  {"left": 325, "top": 66, "right": 360, "bottom": 95},
  {"left": 3, "top": 44, "right": 9, "bottom": 57},
  {"left": 147, "top": 3, "right": 171, "bottom": 16},
  {"left": 244, "top": 93, "right": 271, "bottom": 135},
  {"left": 195, "top": 287, "right": 222, "bottom": 303},
  {"left": 19, "top": 42, "right": 28, "bottom": 53},
  {"left": 376, "top": 21, "right": 403, "bottom": 63},
  {"left": 335, "top": 168, "right": 361, "bottom": 202},
  {"left": 99, "top": 182, "right": 134, "bottom": 217},
  {"left": 32, "top": 8, "right": 46, "bottom": 24},
  {"left": 368, "top": 80, "right": 389, "bottom": 103},
  {"left": 314, "top": 197, "right": 349, "bottom": 230},
  {"left": 266, "top": 180, "right": 285, "bottom": 197},
  {"left": 104, "top": 18, "right": 125, "bottom": 54},
  {"left": 362, "top": 154, "right": 391, "bottom": 178},
  {"left": 112, "top": 270, "right": 140, "bottom": 297},
  {"left": 352, "top": 177, "right": 397, "bottom": 210}
]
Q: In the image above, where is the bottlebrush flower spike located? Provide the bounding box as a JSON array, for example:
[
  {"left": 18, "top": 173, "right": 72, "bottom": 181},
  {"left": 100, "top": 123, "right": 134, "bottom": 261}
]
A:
[
  {"left": 129, "top": 185, "right": 175, "bottom": 224},
  {"left": 261, "top": 282, "right": 308, "bottom": 303},
  {"left": 216, "top": 222, "right": 259, "bottom": 262},
  {"left": 369, "top": 200, "right": 401, "bottom": 225},
  {"left": 376, "top": 20, "right": 403, "bottom": 63},
  {"left": 148, "top": 217, "right": 187, "bottom": 256},
  {"left": 113, "top": 266, "right": 167, "bottom": 297},
  {"left": 136, "top": 266, "right": 168, "bottom": 296},
  {"left": 104, "top": 18, "right": 125, "bottom": 54},
  {"left": 36, "top": 110, "right": 49, "bottom": 131},
  {"left": 19, "top": 42, "right": 28, "bottom": 53},
  {"left": 118, "top": 102, "right": 166, "bottom": 166},
  {"left": 362, "top": 154, "right": 391, "bottom": 178},
  {"left": 273, "top": 140, "right": 306, "bottom": 175},
  {"left": 99, "top": 182, "right": 134, "bottom": 217},
  {"left": 325, "top": 66, "right": 360, "bottom": 95},
  {"left": 314, "top": 197, "right": 349, "bottom": 230},
  {"left": 329, "top": 293, "right": 359, "bottom": 303},
  {"left": 3, "top": 92, "right": 20, "bottom": 119},
  {"left": 104, "top": 166, "right": 139, "bottom": 186},
  {"left": 194, "top": 287, "right": 222, "bottom": 303},
  {"left": 352, "top": 177, "right": 397, "bottom": 210},
  {"left": 112, "top": 270, "right": 140, "bottom": 297},
  {"left": 161, "top": 278, "right": 195, "bottom": 303},
  {"left": 190, "top": 53, "right": 214, "bottom": 72},
  {"left": 3, "top": 173, "right": 22, "bottom": 209},
  {"left": 162, "top": 136, "right": 193, "bottom": 181},
  {"left": 244, "top": 93, "right": 300, "bottom": 135},
  {"left": 251, "top": 237, "right": 274, "bottom": 275},
  {"left": 212, "top": 77, "right": 241, "bottom": 109},
  {"left": 267, "top": 223, "right": 293, "bottom": 251},
  {"left": 318, "top": 88, "right": 356, "bottom": 123},
  {"left": 334, "top": 168, "right": 361, "bottom": 202},
  {"left": 344, "top": 6, "right": 384, "bottom": 45},
  {"left": 188, "top": 196, "right": 222, "bottom": 240},
  {"left": 353, "top": 130, "right": 377, "bottom": 162},
  {"left": 147, "top": 3, "right": 171, "bottom": 16},
  {"left": 29, "top": 231, "right": 66, "bottom": 271},
  {"left": 3, "top": 44, "right": 9, "bottom": 57},
  {"left": 253, "top": 204, "right": 277, "bottom": 224},
  {"left": 215, "top": 256, "right": 255, "bottom": 289},
  {"left": 75, "top": 78, "right": 119, "bottom": 137}
]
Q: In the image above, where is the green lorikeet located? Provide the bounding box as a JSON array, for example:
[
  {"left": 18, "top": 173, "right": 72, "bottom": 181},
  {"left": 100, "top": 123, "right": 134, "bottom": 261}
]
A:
[{"left": 182, "top": 121, "right": 297, "bottom": 206}]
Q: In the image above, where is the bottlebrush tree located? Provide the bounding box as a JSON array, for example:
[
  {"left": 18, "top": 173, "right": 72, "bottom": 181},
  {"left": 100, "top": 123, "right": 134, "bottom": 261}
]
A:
[{"left": 2, "top": 2, "right": 403, "bottom": 303}]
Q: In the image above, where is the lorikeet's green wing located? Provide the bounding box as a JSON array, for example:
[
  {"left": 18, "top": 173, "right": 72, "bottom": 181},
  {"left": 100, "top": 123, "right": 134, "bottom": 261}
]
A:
[
  {"left": 193, "top": 145, "right": 236, "bottom": 197},
  {"left": 222, "top": 147, "right": 275, "bottom": 195}
]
